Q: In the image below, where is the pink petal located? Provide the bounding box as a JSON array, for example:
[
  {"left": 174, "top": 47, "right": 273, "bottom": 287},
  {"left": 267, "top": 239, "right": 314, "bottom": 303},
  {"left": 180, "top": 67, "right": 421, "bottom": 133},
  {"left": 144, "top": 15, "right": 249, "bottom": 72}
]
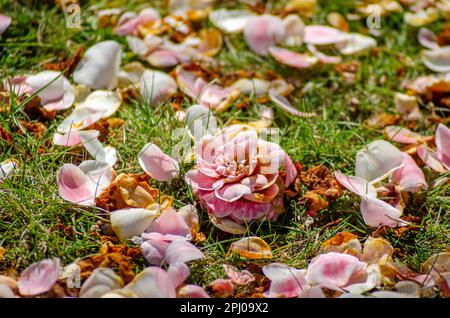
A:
[
  {"left": 18, "top": 258, "right": 60, "bottom": 296},
  {"left": 185, "top": 169, "right": 222, "bottom": 191},
  {"left": 306, "top": 253, "right": 367, "bottom": 289},
  {"left": 244, "top": 15, "right": 284, "bottom": 56},
  {"left": 0, "top": 14, "right": 11, "bottom": 36},
  {"left": 178, "top": 284, "right": 210, "bottom": 298},
  {"left": 167, "top": 263, "right": 190, "bottom": 287},
  {"left": 164, "top": 239, "right": 204, "bottom": 265},
  {"left": 262, "top": 263, "right": 307, "bottom": 298},
  {"left": 391, "top": 153, "right": 427, "bottom": 192},
  {"left": 435, "top": 124, "right": 450, "bottom": 170},
  {"left": 269, "top": 90, "right": 316, "bottom": 117},
  {"left": 214, "top": 183, "right": 252, "bottom": 202},
  {"left": 385, "top": 126, "right": 425, "bottom": 144},
  {"left": 175, "top": 65, "right": 208, "bottom": 100},
  {"left": 223, "top": 264, "right": 255, "bottom": 286},
  {"left": 148, "top": 208, "right": 190, "bottom": 238},
  {"left": 334, "top": 171, "right": 377, "bottom": 197},
  {"left": 3, "top": 76, "right": 33, "bottom": 96},
  {"left": 303, "top": 25, "right": 347, "bottom": 45},
  {"left": 208, "top": 279, "right": 234, "bottom": 297},
  {"left": 417, "top": 144, "right": 447, "bottom": 173},
  {"left": 307, "top": 44, "right": 342, "bottom": 64},
  {"left": 125, "top": 266, "right": 177, "bottom": 298},
  {"left": 360, "top": 197, "right": 406, "bottom": 227},
  {"left": 269, "top": 47, "right": 318, "bottom": 69},
  {"left": 138, "top": 233, "right": 172, "bottom": 265},
  {"left": 147, "top": 50, "right": 181, "bottom": 67},
  {"left": 53, "top": 130, "right": 100, "bottom": 147},
  {"left": 114, "top": 8, "right": 160, "bottom": 36},
  {"left": 418, "top": 27, "right": 440, "bottom": 50},
  {"left": 138, "top": 143, "right": 179, "bottom": 181}
]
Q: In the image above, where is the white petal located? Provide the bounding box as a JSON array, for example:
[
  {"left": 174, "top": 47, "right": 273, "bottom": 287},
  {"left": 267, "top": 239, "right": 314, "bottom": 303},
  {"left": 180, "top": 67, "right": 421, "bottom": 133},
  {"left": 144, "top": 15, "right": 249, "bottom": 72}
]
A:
[{"left": 209, "top": 9, "right": 255, "bottom": 34}]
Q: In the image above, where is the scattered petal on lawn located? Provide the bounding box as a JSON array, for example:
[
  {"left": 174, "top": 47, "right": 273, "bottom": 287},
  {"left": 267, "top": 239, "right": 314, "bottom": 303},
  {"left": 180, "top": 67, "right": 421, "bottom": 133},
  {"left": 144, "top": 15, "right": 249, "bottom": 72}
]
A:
[
  {"left": 148, "top": 208, "right": 191, "bottom": 239},
  {"left": 394, "top": 93, "right": 422, "bottom": 121},
  {"left": 417, "top": 144, "right": 447, "bottom": 173},
  {"left": 391, "top": 153, "right": 427, "bottom": 192},
  {"left": 140, "top": 69, "right": 178, "bottom": 106},
  {"left": 230, "top": 78, "right": 271, "bottom": 97},
  {"left": 184, "top": 104, "right": 218, "bottom": 139},
  {"left": 73, "top": 41, "right": 122, "bottom": 90},
  {"left": 57, "top": 90, "right": 121, "bottom": 133},
  {"left": 79, "top": 268, "right": 124, "bottom": 298},
  {"left": 336, "top": 33, "right": 377, "bottom": 55},
  {"left": 0, "top": 13, "right": 11, "bottom": 35},
  {"left": 334, "top": 171, "right": 377, "bottom": 198},
  {"left": 164, "top": 239, "right": 204, "bottom": 265},
  {"left": 114, "top": 8, "right": 160, "bottom": 36},
  {"left": 178, "top": 285, "right": 210, "bottom": 298},
  {"left": 223, "top": 264, "right": 255, "bottom": 286},
  {"left": 421, "top": 46, "right": 450, "bottom": 73},
  {"left": 18, "top": 258, "right": 60, "bottom": 296},
  {"left": 208, "top": 279, "right": 234, "bottom": 298},
  {"left": 355, "top": 140, "right": 404, "bottom": 183},
  {"left": 52, "top": 130, "right": 100, "bottom": 147},
  {"left": 307, "top": 44, "right": 342, "bottom": 64},
  {"left": 243, "top": 15, "right": 284, "bottom": 56},
  {"left": 435, "top": 123, "right": 450, "bottom": 170},
  {"left": 422, "top": 252, "right": 450, "bottom": 274},
  {"left": 269, "top": 90, "right": 316, "bottom": 117},
  {"left": 404, "top": 8, "right": 439, "bottom": 27},
  {"left": 25, "top": 71, "right": 75, "bottom": 111},
  {"left": 209, "top": 9, "right": 255, "bottom": 34},
  {"left": 303, "top": 25, "right": 347, "bottom": 45},
  {"left": 138, "top": 143, "right": 180, "bottom": 181},
  {"left": 361, "top": 237, "right": 394, "bottom": 264},
  {"left": 418, "top": 27, "right": 440, "bottom": 50},
  {"left": 110, "top": 207, "right": 160, "bottom": 241},
  {"left": 209, "top": 216, "right": 246, "bottom": 234},
  {"left": 117, "top": 61, "right": 145, "bottom": 88},
  {"left": 322, "top": 231, "right": 362, "bottom": 255},
  {"left": 262, "top": 263, "right": 307, "bottom": 298},
  {"left": 0, "top": 159, "right": 19, "bottom": 181},
  {"left": 384, "top": 126, "right": 425, "bottom": 144},
  {"left": 230, "top": 237, "right": 272, "bottom": 259},
  {"left": 360, "top": 196, "right": 405, "bottom": 228},
  {"left": 57, "top": 161, "right": 114, "bottom": 206},
  {"left": 269, "top": 47, "right": 318, "bottom": 69}
]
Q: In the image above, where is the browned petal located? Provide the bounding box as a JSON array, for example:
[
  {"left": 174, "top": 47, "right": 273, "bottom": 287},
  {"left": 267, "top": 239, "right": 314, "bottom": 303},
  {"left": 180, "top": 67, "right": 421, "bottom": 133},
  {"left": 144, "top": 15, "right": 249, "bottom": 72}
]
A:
[
  {"left": 197, "top": 28, "right": 223, "bottom": 57},
  {"left": 230, "top": 237, "right": 273, "bottom": 260}
]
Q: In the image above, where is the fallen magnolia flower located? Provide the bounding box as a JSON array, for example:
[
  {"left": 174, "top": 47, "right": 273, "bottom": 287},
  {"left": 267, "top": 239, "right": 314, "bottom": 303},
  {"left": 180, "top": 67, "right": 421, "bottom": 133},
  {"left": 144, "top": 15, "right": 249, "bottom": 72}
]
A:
[
  {"left": 73, "top": 41, "right": 122, "bottom": 90},
  {"left": 57, "top": 160, "right": 115, "bottom": 206},
  {"left": 0, "top": 159, "right": 18, "bottom": 181},
  {"left": 138, "top": 142, "right": 180, "bottom": 182},
  {"left": 0, "top": 13, "right": 11, "bottom": 35},
  {"left": 417, "top": 123, "right": 450, "bottom": 173},
  {"left": 185, "top": 124, "right": 297, "bottom": 225},
  {"left": 334, "top": 140, "right": 427, "bottom": 227},
  {"left": 384, "top": 126, "right": 429, "bottom": 144},
  {"left": 18, "top": 258, "right": 60, "bottom": 296}
]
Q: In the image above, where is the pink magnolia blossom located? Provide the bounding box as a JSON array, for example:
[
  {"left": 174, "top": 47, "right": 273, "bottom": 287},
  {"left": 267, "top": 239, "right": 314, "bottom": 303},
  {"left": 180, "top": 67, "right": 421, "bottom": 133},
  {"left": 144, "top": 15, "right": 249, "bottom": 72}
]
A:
[
  {"left": 418, "top": 124, "right": 450, "bottom": 173},
  {"left": 185, "top": 125, "right": 296, "bottom": 224},
  {"left": 18, "top": 258, "right": 60, "bottom": 296}
]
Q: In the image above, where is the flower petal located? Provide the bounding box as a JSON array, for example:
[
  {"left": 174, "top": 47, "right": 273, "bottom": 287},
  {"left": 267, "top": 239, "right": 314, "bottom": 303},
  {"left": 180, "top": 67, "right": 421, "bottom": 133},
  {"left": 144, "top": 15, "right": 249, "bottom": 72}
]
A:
[
  {"left": 18, "top": 258, "right": 60, "bottom": 296},
  {"left": 336, "top": 33, "right": 377, "bottom": 55},
  {"left": 391, "top": 153, "right": 427, "bottom": 192},
  {"left": 269, "top": 47, "right": 318, "bottom": 69},
  {"left": 209, "top": 9, "right": 255, "bottom": 34},
  {"left": 334, "top": 171, "right": 377, "bottom": 197},
  {"left": 138, "top": 143, "right": 179, "bottom": 181},
  {"left": 140, "top": 69, "right": 177, "bottom": 106},
  {"left": 421, "top": 46, "right": 450, "bottom": 73},
  {"left": 244, "top": 15, "right": 284, "bottom": 56},
  {"left": 164, "top": 239, "right": 204, "bottom": 265},
  {"left": 178, "top": 285, "right": 210, "bottom": 298},
  {"left": 262, "top": 263, "right": 307, "bottom": 298},
  {"left": 110, "top": 207, "right": 160, "bottom": 241},
  {"left": 230, "top": 236, "right": 272, "bottom": 259},
  {"left": 0, "top": 14, "right": 11, "bottom": 35},
  {"left": 360, "top": 197, "right": 405, "bottom": 227},
  {"left": 384, "top": 126, "right": 425, "bottom": 144},
  {"left": 214, "top": 183, "right": 252, "bottom": 202},
  {"left": 148, "top": 208, "right": 190, "bottom": 238},
  {"left": 303, "top": 25, "right": 347, "bottom": 45},
  {"left": 269, "top": 90, "right": 316, "bottom": 117},
  {"left": 418, "top": 27, "right": 440, "bottom": 50}
]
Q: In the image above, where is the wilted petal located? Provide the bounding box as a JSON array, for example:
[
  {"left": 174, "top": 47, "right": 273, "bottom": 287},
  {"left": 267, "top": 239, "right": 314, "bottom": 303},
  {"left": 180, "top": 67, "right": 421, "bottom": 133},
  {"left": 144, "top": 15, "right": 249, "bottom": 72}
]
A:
[
  {"left": 18, "top": 258, "right": 60, "bottom": 296},
  {"left": 307, "top": 44, "right": 342, "bottom": 64},
  {"left": 421, "top": 46, "right": 450, "bottom": 73},
  {"left": 391, "top": 153, "right": 427, "bottom": 192},
  {"left": 178, "top": 285, "right": 210, "bottom": 298},
  {"left": 125, "top": 266, "right": 177, "bottom": 298},
  {"left": 209, "top": 9, "right": 255, "bottom": 34},
  {"left": 138, "top": 143, "right": 179, "bottom": 181},
  {"left": 355, "top": 140, "right": 404, "bottom": 183},
  {"left": 73, "top": 41, "right": 122, "bottom": 90},
  {"left": 303, "top": 25, "right": 347, "bottom": 45},
  {"left": 394, "top": 93, "right": 422, "bottom": 121},
  {"left": 79, "top": 268, "right": 124, "bottom": 298},
  {"left": 435, "top": 123, "right": 450, "bottom": 169},
  {"left": 344, "top": 264, "right": 380, "bottom": 294},
  {"left": 262, "top": 263, "right": 307, "bottom": 298},
  {"left": 110, "top": 207, "right": 160, "bottom": 241},
  {"left": 269, "top": 47, "right": 318, "bottom": 69},
  {"left": 209, "top": 215, "right": 246, "bottom": 234},
  {"left": 336, "top": 33, "right": 377, "bottom": 55},
  {"left": 244, "top": 15, "right": 284, "bottom": 56},
  {"left": 114, "top": 8, "right": 160, "bottom": 36},
  {"left": 361, "top": 237, "right": 394, "bottom": 264},
  {"left": 164, "top": 239, "right": 204, "bottom": 264},
  {"left": 223, "top": 264, "right": 255, "bottom": 286},
  {"left": 229, "top": 236, "right": 272, "bottom": 259},
  {"left": 360, "top": 197, "right": 405, "bottom": 227},
  {"left": 184, "top": 104, "right": 218, "bottom": 139},
  {"left": 417, "top": 144, "right": 447, "bottom": 173},
  {"left": 175, "top": 65, "right": 207, "bottom": 99},
  {"left": 0, "top": 14, "right": 11, "bottom": 35},
  {"left": 334, "top": 171, "right": 377, "bottom": 197},
  {"left": 140, "top": 69, "right": 177, "bottom": 106},
  {"left": 418, "top": 27, "right": 439, "bottom": 50},
  {"left": 384, "top": 126, "right": 425, "bottom": 144}
]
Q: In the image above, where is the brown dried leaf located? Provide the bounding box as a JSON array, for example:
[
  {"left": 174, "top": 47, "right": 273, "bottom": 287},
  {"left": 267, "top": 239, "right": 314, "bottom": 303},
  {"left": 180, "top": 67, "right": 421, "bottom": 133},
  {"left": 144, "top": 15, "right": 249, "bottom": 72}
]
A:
[
  {"left": 43, "top": 47, "right": 84, "bottom": 77},
  {"left": 230, "top": 237, "right": 273, "bottom": 260},
  {"left": 322, "top": 231, "right": 362, "bottom": 256}
]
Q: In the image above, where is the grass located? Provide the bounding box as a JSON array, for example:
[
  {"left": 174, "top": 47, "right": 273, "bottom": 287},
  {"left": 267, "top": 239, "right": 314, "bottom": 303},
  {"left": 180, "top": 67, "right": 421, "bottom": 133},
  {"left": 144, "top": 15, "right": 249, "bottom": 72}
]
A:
[{"left": 0, "top": 0, "right": 449, "bottom": 288}]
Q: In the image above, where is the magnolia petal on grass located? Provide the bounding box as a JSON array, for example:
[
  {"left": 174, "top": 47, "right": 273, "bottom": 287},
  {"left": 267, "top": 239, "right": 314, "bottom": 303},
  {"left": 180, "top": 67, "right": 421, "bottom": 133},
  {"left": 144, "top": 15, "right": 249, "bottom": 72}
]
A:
[
  {"left": 360, "top": 197, "right": 405, "bottom": 228},
  {"left": 140, "top": 69, "right": 177, "bottom": 106},
  {"left": 138, "top": 143, "right": 179, "bottom": 181},
  {"left": 209, "top": 8, "right": 255, "bottom": 34},
  {"left": 269, "top": 47, "right": 318, "bottom": 69},
  {"left": 418, "top": 28, "right": 439, "bottom": 50},
  {"left": 384, "top": 126, "right": 425, "bottom": 144},
  {"left": 421, "top": 46, "right": 450, "bottom": 73},
  {"left": 269, "top": 90, "right": 316, "bottom": 117},
  {"left": 391, "top": 153, "right": 427, "bottom": 192},
  {"left": 336, "top": 33, "right": 377, "bottom": 55},
  {"left": 303, "top": 25, "right": 347, "bottom": 45},
  {"left": 0, "top": 14, "right": 11, "bottom": 35},
  {"left": 223, "top": 264, "right": 255, "bottom": 286},
  {"left": 114, "top": 8, "right": 160, "bottom": 36},
  {"left": 262, "top": 263, "right": 307, "bottom": 298},
  {"left": 436, "top": 123, "right": 450, "bottom": 170},
  {"left": 73, "top": 41, "right": 122, "bottom": 90},
  {"left": 79, "top": 268, "right": 124, "bottom": 298},
  {"left": 0, "top": 159, "right": 19, "bottom": 181},
  {"left": 209, "top": 216, "right": 246, "bottom": 235},
  {"left": 125, "top": 266, "right": 179, "bottom": 298},
  {"left": 334, "top": 171, "right": 377, "bottom": 198},
  {"left": 230, "top": 237, "right": 272, "bottom": 259},
  {"left": 417, "top": 144, "right": 447, "bottom": 173},
  {"left": 164, "top": 239, "right": 204, "bottom": 265},
  {"left": 110, "top": 207, "right": 160, "bottom": 241},
  {"left": 18, "top": 258, "right": 60, "bottom": 296},
  {"left": 243, "top": 15, "right": 284, "bottom": 56},
  {"left": 57, "top": 161, "right": 114, "bottom": 206}
]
